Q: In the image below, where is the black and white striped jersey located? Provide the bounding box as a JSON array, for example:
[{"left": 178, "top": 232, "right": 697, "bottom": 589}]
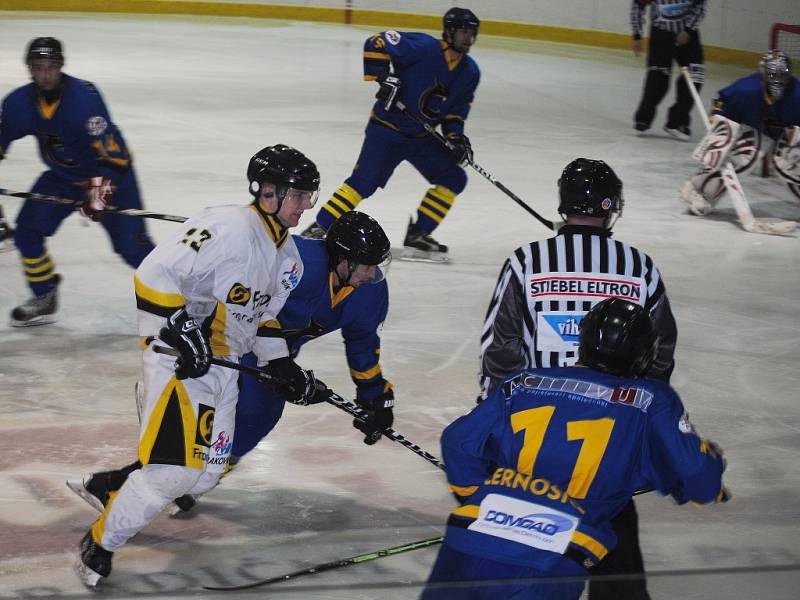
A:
[
  {"left": 630, "top": 0, "right": 707, "bottom": 39},
  {"left": 478, "top": 225, "right": 677, "bottom": 400}
]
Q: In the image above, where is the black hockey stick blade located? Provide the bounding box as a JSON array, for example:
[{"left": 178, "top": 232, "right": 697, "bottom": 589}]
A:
[
  {"left": 203, "top": 535, "right": 444, "bottom": 591},
  {"left": 395, "top": 103, "right": 556, "bottom": 231},
  {"left": 0, "top": 188, "right": 188, "bottom": 223}
]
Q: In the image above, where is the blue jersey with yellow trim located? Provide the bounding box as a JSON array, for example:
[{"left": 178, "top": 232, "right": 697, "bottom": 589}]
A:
[
  {"left": 363, "top": 31, "right": 480, "bottom": 137},
  {"left": 280, "top": 236, "right": 389, "bottom": 400},
  {"left": 441, "top": 366, "right": 725, "bottom": 569},
  {"left": 712, "top": 73, "right": 800, "bottom": 139},
  {"left": 0, "top": 74, "right": 132, "bottom": 183}
]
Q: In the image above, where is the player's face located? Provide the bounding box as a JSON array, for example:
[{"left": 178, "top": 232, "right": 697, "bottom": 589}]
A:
[
  {"left": 451, "top": 28, "right": 477, "bottom": 54},
  {"left": 276, "top": 188, "right": 316, "bottom": 228},
  {"left": 28, "top": 59, "right": 62, "bottom": 92},
  {"left": 346, "top": 263, "right": 378, "bottom": 288}
]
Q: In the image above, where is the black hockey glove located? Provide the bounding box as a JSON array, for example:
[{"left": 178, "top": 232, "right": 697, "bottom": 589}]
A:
[
  {"left": 353, "top": 388, "right": 394, "bottom": 445},
  {"left": 376, "top": 75, "right": 402, "bottom": 111},
  {"left": 446, "top": 133, "right": 473, "bottom": 166},
  {"left": 158, "top": 308, "right": 211, "bottom": 380},
  {"left": 263, "top": 357, "right": 330, "bottom": 406}
]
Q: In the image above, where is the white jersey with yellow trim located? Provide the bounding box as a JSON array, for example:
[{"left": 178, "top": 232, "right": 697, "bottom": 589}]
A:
[{"left": 134, "top": 203, "right": 302, "bottom": 363}]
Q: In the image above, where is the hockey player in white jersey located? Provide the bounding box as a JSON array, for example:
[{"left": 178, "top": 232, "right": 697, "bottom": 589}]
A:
[
  {"left": 680, "top": 50, "right": 800, "bottom": 218},
  {"left": 76, "top": 144, "right": 329, "bottom": 586}
]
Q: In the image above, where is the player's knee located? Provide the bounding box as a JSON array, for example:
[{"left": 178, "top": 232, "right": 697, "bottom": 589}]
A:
[
  {"left": 137, "top": 463, "right": 203, "bottom": 501},
  {"left": 187, "top": 470, "right": 222, "bottom": 496},
  {"left": 437, "top": 170, "right": 467, "bottom": 195},
  {"left": 12, "top": 225, "right": 44, "bottom": 254}
]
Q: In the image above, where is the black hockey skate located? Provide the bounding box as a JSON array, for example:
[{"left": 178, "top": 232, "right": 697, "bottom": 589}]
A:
[
  {"left": 0, "top": 206, "right": 14, "bottom": 253},
  {"left": 77, "top": 531, "right": 113, "bottom": 587},
  {"left": 300, "top": 221, "right": 326, "bottom": 239},
  {"left": 402, "top": 218, "right": 448, "bottom": 262},
  {"left": 66, "top": 472, "right": 114, "bottom": 512},
  {"left": 10, "top": 274, "right": 61, "bottom": 327},
  {"left": 663, "top": 124, "right": 690, "bottom": 142},
  {"left": 169, "top": 494, "right": 198, "bottom": 516}
]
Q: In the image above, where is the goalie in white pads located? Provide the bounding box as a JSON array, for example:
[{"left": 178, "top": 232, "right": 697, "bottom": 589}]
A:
[{"left": 681, "top": 50, "right": 800, "bottom": 217}]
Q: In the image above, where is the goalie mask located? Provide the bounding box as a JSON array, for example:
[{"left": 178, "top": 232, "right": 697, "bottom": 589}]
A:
[
  {"left": 326, "top": 211, "right": 391, "bottom": 285},
  {"left": 578, "top": 298, "right": 659, "bottom": 378},
  {"left": 759, "top": 50, "right": 792, "bottom": 101},
  {"left": 247, "top": 144, "right": 320, "bottom": 213},
  {"left": 558, "top": 158, "right": 624, "bottom": 226}
]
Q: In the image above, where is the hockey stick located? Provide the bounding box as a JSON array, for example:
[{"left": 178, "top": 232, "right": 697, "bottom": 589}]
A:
[
  {"left": 0, "top": 188, "right": 188, "bottom": 223},
  {"left": 395, "top": 102, "right": 557, "bottom": 232},
  {"left": 203, "top": 534, "right": 444, "bottom": 591},
  {"left": 151, "top": 344, "right": 445, "bottom": 471},
  {"left": 680, "top": 68, "right": 796, "bottom": 235}
]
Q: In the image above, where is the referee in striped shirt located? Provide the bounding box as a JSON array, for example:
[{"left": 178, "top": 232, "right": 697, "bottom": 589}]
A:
[
  {"left": 479, "top": 158, "right": 677, "bottom": 600},
  {"left": 631, "top": 0, "right": 707, "bottom": 140}
]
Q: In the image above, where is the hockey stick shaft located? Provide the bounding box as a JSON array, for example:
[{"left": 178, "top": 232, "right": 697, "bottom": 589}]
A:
[
  {"left": 203, "top": 535, "right": 444, "bottom": 591},
  {"left": 151, "top": 344, "right": 445, "bottom": 471},
  {"left": 395, "top": 102, "right": 556, "bottom": 231},
  {"left": 0, "top": 188, "right": 188, "bottom": 223}
]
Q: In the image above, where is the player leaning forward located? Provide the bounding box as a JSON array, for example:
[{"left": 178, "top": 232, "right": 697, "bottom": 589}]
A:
[
  {"left": 680, "top": 49, "right": 800, "bottom": 217},
  {"left": 76, "top": 144, "right": 329, "bottom": 586}
]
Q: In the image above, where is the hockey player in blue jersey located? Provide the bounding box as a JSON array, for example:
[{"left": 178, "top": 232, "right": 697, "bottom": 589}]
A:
[
  {"left": 421, "top": 298, "right": 728, "bottom": 599},
  {"left": 68, "top": 211, "right": 395, "bottom": 512},
  {"left": 681, "top": 49, "right": 800, "bottom": 217},
  {"left": 0, "top": 37, "right": 155, "bottom": 326},
  {"left": 301, "top": 8, "right": 481, "bottom": 262}
]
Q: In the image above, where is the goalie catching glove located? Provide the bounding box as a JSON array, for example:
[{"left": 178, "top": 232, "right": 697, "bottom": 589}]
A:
[
  {"left": 81, "top": 176, "right": 114, "bottom": 221},
  {"left": 352, "top": 385, "right": 394, "bottom": 445},
  {"left": 261, "top": 357, "right": 330, "bottom": 406},
  {"left": 158, "top": 308, "right": 211, "bottom": 380}
]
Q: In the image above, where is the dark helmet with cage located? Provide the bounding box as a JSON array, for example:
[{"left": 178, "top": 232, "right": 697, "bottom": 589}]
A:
[
  {"left": 326, "top": 211, "right": 391, "bottom": 283},
  {"left": 558, "top": 158, "right": 624, "bottom": 227},
  {"left": 759, "top": 49, "right": 793, "bottom": 101},
  {"left": 578, "top": 298, "right": 659, "bottom": 378},
  {"left": 442, "top": 7, "right": 480, "bottom": 47},
  {"left": 25, "top": 37, "right": 64, "bottom": 65},
  {"left": 247, "top": 144, "right": 320, "bottom": 212}
]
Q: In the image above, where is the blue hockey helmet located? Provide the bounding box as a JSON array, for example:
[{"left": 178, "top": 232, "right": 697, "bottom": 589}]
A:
[{"left": 578, "top": 298, "right": 659, "bottom": 378}]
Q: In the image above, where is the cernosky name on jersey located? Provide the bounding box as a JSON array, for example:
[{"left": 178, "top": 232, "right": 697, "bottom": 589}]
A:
[{"left": 478, "top": 224, "right": 678, "bottom": 400}]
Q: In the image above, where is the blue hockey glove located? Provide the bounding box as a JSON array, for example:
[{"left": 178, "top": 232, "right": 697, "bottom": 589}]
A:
[
  {"left": 158, "top": 309, "right": 211, "bottom": 380},
  {"left": 376, "top": 75, "right": 402, "bottom": 111},
  {"left": 353, "top": 387, "right": 394, "bottom": 445}
]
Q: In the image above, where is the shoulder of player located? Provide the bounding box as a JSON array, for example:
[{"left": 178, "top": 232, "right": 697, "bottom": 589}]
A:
[{"left": 64, "top": 75, "right": 106, "bottom": 100}]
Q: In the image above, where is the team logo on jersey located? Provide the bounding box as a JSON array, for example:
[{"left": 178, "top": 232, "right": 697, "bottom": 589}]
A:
[
  {"left": 419, "top": 80, "right": 449, "bottom": 121},
  {"left": 385, "top": 30, "right": 401, "bottom": 45},
  {"left": 678, "top": 410, "right": 695, "bottom": 434},
  {"left": 281, "top": 262, "right": 301, "bottom": 290},
  {"left": 86, "top": 115, "right": 108, "bottom": 136},
  {"left": 195, "top": 404, "right": 215, "bottom": 447},
  {"left": 226, "top": 283, "right": 251, "bottom": 306},
  {"left": 655, "top": 1, "right": 692, "bottom": 20}
]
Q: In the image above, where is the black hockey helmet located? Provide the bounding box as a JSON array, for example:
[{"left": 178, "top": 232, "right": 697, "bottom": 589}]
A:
[
  {"left": 578, "top": 298, "right": 659, "bottom": 378},
  {"left": 759, "top": 49, "right": 792, "bottom": 101},
  {"left": 247, "top": 144, "right": 320, "bottom": 207},
  {"left": 558, "top": 158, "right": 623, "bottom": 223},
  {"left": 25, "top": 37, "right": 64, "bottom": 65},
  {"left": 326, "top": 211, "right": 391, "bottom": 277},
  {"left": 443, "top": 7, "right": 480, "bottom": 41}
]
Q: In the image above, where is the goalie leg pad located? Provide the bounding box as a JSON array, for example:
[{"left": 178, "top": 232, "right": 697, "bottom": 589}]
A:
[
  {"left": 773, "top": 126, "right": 800, "bottom": 201},
  {"left": 692, "top": 116, "right": 741, "bottom": 170},
  {"left": 681, "top": 170, "right": 726, "bottom": 216}
]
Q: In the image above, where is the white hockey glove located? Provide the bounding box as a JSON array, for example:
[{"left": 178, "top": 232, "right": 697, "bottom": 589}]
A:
[{"left": 81, "top": 176, "right": 114, "bottom": 221}]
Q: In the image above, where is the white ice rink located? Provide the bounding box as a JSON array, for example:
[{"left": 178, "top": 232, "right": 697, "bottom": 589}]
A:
[{"left": 0, "top": 11, "right": 799, "bottom": 599}]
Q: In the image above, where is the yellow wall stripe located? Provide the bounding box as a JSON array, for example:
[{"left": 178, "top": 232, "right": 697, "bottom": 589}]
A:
[{"left": 0, "top": 2, "right": 762, "bottom": 67}]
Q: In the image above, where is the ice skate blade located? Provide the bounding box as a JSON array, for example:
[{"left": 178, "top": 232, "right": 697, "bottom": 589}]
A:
[
  {"left": 401, "top": 247, "right": 449, "bottom": 263},
  {"left": 9, "top": 314, "right": 57, "bottom": 328},
  {"left": 75, "top": 558, "right": 104, "bottom": 587},
  {"left": 66, "top": 480, "right": 104, "bottom": 512}
]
